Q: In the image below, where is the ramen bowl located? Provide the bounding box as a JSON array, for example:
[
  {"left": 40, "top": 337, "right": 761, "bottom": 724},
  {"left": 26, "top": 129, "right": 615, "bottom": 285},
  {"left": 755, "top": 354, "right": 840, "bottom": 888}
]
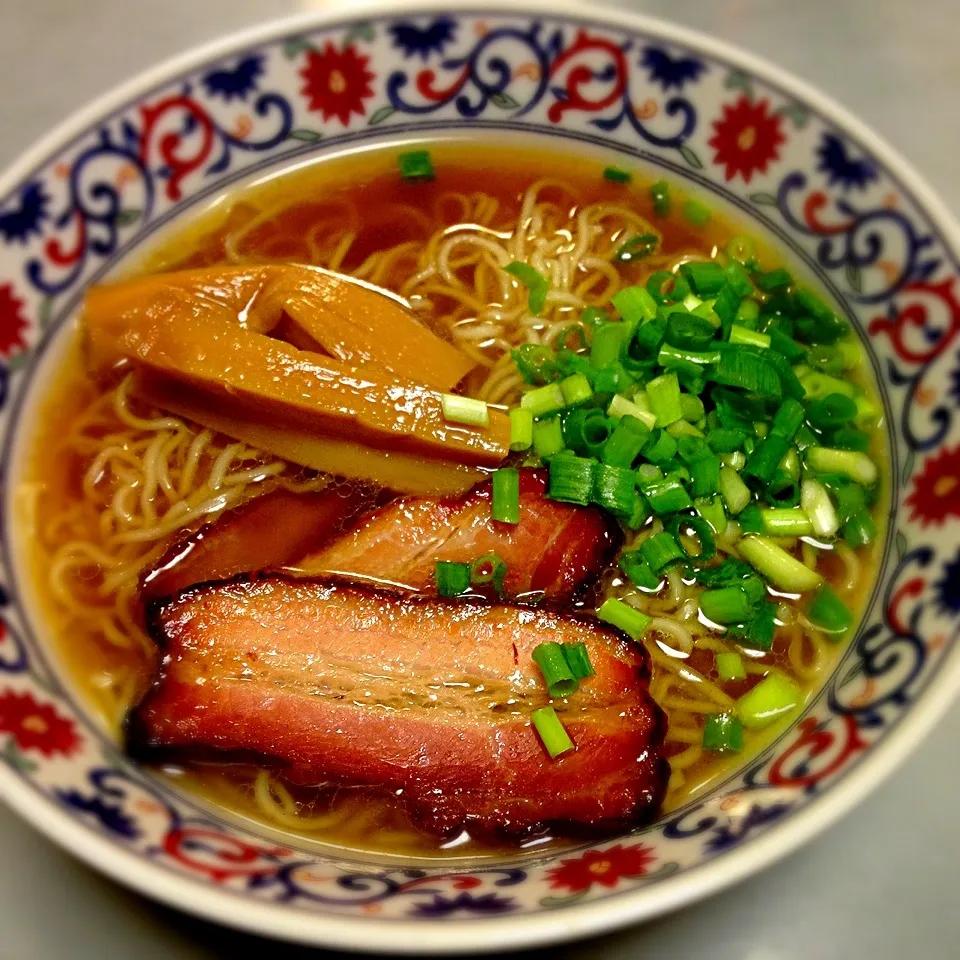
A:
[{"left": 0, "top": 1, "right": 958, "bottom": 951}]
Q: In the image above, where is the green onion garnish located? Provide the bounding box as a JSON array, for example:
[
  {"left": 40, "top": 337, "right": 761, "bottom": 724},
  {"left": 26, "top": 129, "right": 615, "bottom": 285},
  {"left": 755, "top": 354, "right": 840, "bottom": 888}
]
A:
[
  {"left": 684, "top": 197, "right": 712, "bottom": 226},
  {"left": 601, "top": 418, "right": 648, "bottom": 468},
  {"left": 434, "top": 560, "right": 470, "bottom": 597},
  {"left": 719, "top": 465, "right": 751, "bottom": 515},
  {"left": 618, "top": 550, "right": 662, "bottom": 590},
  {"left": 440, "top": 393, "right": 489, "bottom": 427},
  {"left": 491, "top": 467, "right": 520, "bottom": 525},
  {"left": 695, "top": 494, "right": 728, "bottom": 534},
  {"left": 547, "top": 454, "right": 595, "bottom": 505},
  {"left": 397, "top": 149, "right": 435, "bottom": 182},
  {"left": 590, "top": 323, "right": 625, "bottom": 368},
  {"left": 706, "top": 427, "right": 748, "bottom": 453},
  {"left": 639, "top": 531, "right": 685, "bottom": 575},
  {"left": 700, "top": 585, "right": 754, "bottom": 625},
  {"left": 807, "top": 584, "right": 853, "bottom": 637},
  {"left": 646, "top": 372, "right": 684, "bottom": 427},
  {"left": 680, "top": 261, "right": 726, "bottom": 297},
  {"left": 702, "top": 713, "right": 743, "bottom": 753},
  {"left": 759, "top": 507, "right": 814, "bottom": 537},
  {"left": 716, "top": 651, "right": 746, "bottom": 681},
  {"left": 689, "top": 454, "right": 721, "bottom": 498},
  {"left": 611, "top": 285, "right": 658, "bottom": 325},
  {"left": 738, "top": 536, "right": 823, "bottom": 593},
  {"left": 506, "top": 261, "right": 549, "bottom": 314},
  {"left": 470, "top": 553, "right": 508, "bottom": 595},
  {"left": 800, "top": 479, "right": 840, "bottom": 538},
  {"left": 531, "top": 706, "right": 575, "bottom": 758},
  {"left": 559, "top": 372, "right": 593, "bottom": 407},
  {"left": 563, "top": 641, "right": 595, "bottom": 680},
  {"left": 509, "top": 407, "right": 533, "bottom": 452},
  {"left": 755, "top": 267, "right": 793, "bottom": 292},
  {"left": 520, "top": 382, "right": 565, "bottom": 419},
  {"left": 728, "top": 324, "right": 771, "bottom": 349},
  {"left": 592, "top": 463, "right": 637, "bottom": 516},
  {"left": 532, "top": 641, "right": 579, "bottom": 698},
  {"left": 736, "top": 672, "right": 802, "bottom": 729},
  {"left": 603, "top": 165, "right": 632, "bottom": 184},
  {"left": 532, "top": 416, "right": 565, "bottom": 458},
  {"left": 638, "top": 474, "right": 693, "bottom": 514},
  {"left": 597, "top": 597, "right": 652, "bottom": 640},
  {"left": 615, "top": 233, "right": 658, "bottom": 263},
  {"left": 806, "top": 446, "right": 878, "bottom": 486},
  {"left": 650, "top": 179, "right": 670, "bottom": 216},
  {"left": 607, "top": 394, "right": 657, "bottom": 428}
]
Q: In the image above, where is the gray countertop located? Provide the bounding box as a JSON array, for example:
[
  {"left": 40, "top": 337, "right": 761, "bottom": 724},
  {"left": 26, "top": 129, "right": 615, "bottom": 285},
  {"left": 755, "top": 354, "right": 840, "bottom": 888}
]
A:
[{"left": 1, "top": 1, "right": 959, "bottom": 957}]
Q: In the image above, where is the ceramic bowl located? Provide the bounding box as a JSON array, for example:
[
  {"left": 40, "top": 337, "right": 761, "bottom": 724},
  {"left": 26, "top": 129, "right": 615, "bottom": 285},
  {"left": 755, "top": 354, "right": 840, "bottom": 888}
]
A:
[{"left": 0, "top": 1, "right": 958, "bottom": 952}]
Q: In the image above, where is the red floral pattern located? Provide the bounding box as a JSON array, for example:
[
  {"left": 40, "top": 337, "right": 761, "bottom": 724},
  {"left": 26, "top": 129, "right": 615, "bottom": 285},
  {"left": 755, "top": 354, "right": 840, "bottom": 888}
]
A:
[
  {"left": 0, "top": 691, "right": 80, "bottom": 758},
  {"left": 546, "top": 843, "right": 656, "bottom": 893},
  {"left": 708, "top": 96, "right": 785, "bottom": 183},
  {"left": 0, "top": 282, "right": 28, "bottom": 356},
  {"left": 906, "top": 446, "right": 960, "bottom": 527},
  {"left": 300, "top": 43, "right": 375, "bottom": 125}
]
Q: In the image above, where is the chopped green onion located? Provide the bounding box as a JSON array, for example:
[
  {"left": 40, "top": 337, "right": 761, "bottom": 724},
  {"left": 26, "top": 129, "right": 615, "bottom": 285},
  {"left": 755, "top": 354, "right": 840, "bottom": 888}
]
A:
[
  {"left": 491, "top": 467, "right": 520, "bottom": 524},
  {"left": 642, "top": 428, "right": 678, "bottom": 464},
  {"left": 710, "top": 348, "right": 782, "bottom": 398},
  {"left": 766, "top": 474, "right": 801, "bottom": 508},
  {"left": 729, "top": 324, "right": 771, "bottom": 349},
  {"left": 738, "top": 503, "right": 765, "bottom": 533},
  {"left": 603, "top": 165, "right": 632, "bottom": 184},
  {"left": 612, "top": 285, "right": 658, "bottom": 324},
  {"left": 700, "top": 585, "right": 754, "bottom": 624},
  {"left": 807, "top": 584, "right": 853, "bottom": 637},
  {"left": 779, "top": 447, "right": 801, "bottom": 480},
  {"left": 397, "top": 149, "right": 434, "bottom": 181},
  {"left": 547, "top": 455, "right": 595, "bottom": 505},
  {"left": 719, "top": 465, "right": 751, "bottom": 515},
  {"left": 755, "top": 267, "right": 793, "bottom": 292},
  {"left": 843, "top": 507, "right": 877, "bottom": 548},
  {"left": 794, "top": 288, "right": 848, "bottom": 343},
  {"left": 470, "top": 554, "right": 507, "bottom": 595},
  {"left": 531, "top": 706, "right": 575, "bottom": 758},
  {"left": 738, "top": 536, "right": 823, "bottom": 593},
  {"left": 694, "top": 557, "right": 754, "bottom": 587},
  {"left": 689, "top": 455, "right": 721, "bottom": 497},
  {"left": 532, "top": 641, "right": 579, "bottom": 698},
  {"left": 592, "top": 463, "right": 637, "bottom": 516},
  {"left": 562, "top": 407, "right": 604, "bottom": 454},
  {"left": 520, "top": 383, "right": 565, "bottom": 419},
  {"left": 799, "top": 371, "right": 856, "bottom": 400},
  {"left": 729, "top": 599, "right": 777, "bottom": 650},
  {"left": 601, "top": 419, "right": 647, "bottom": 467},
  {"left": 703, "top": 713, "right": 744, "bottom": 753},
  {"left": 509, "top": 407, "right": 533, "bottom": 452},
  {"left": 597, "top": 597, "right": 652, "bottom": 640},
  {"left": 695, "top": 494, "right": 728, "bottom": 534},
  {"left": 650, "top": 179, "right": 670, "bottom": 216},
  {"left": 639, "top": 531, "right": 685, "bottom": 574},
  {"left": 806, "top": 447, "right": 878, "bottom": 485},
  {"left": 638, "top": 474, "right": 693, "bottom": 514},
  {"left": 607, "top": 394, "right": 657, "bottom": 428},
  {"left": 832, "top": 427, "right": 871, "bottom": 452},
  {"left": 679, "top": 261, "right": 727, "bottom": 297},
  {"left": 615, "top": 233, "right": 659, "bottom": 263},
  {"left": 647, "top": 373, "right": 684, "bottom": 427},
  {"left": 512, "top": 343, "right": 559, "bottom": 385},
  {"left": 560, "top": 372, "right": 593, "bottom": 407},
  {"left": 591, "top": 323, "right": 625, "bottom": 368},
  {"left": 768, "top": 328, "right": 807, "bottom": 361},
  {"left": 440, "top": 393, "right": 489, "bottom": 427},
  {"left": 716, "top": 652, "right": 746, "bottom": 682},
  {"left": 726, "top": 236, "right": 755, "bottom": 265},
  {"left": 664, "top": 312, "right": 717, "bottom": 350},
  {"left": 806, "top": 393, "right": 858, "bottom": 429},
  {"left": 582, "top": 416, "right": 614, "bottom": 458},
  {"left": 667, "top": 514, "right": 716, "bottom": 561},
  {"left": 533, "top": 416, "right": 565, "bottom": 458},
  {"left": 760, "top": 507, "right": 814, "bottom": 537},
  {"left": 800, "top": 479, "right": 840, "bottom": 538},
  {"left": 563, "top": 641, "right": 595, "bottom": 679},
  {"left": 684, "top": 197, "right": 712, "bottom": 226},
  {"left": 741, "top": 433, "right": 792, "bottom": 486},
  {"left": 647, "top": 271, "right": 691, "bottom": 305},
  {"left": 735, "top": 297, "right": 761, "bottom": 325},
  {"left": 680, "top": 393, "right": 706, "bottom": 423},
  {"left": 707, "top": 427, "right": 748, "bottom": 453},
  {"left": 853, "top": 393, "right": 881, "bottom": 432},
  {"left": 506, "top": 261, "right": 549, "bottom": 314},
  {"left": 736, "top": 672, "right": 802, "bottom": 729},
  {"left": 618, "top": 551, "right": 662, "bottom": 590},
  {"left": 434, "top": 560, "right": 470, "bottom": 597}
]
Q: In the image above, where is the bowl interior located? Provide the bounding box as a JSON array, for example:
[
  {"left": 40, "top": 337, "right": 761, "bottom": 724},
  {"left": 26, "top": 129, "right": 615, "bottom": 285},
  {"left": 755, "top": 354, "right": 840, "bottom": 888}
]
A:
[{"left": 0, "top": 5, "right": 958, "bottom": 951}]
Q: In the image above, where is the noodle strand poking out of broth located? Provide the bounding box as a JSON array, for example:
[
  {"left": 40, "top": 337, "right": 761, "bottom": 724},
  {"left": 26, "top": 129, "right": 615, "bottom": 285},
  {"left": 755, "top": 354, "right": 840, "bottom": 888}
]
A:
[{"left": 21, "top": 144, "right": 885, "bottom": 857}]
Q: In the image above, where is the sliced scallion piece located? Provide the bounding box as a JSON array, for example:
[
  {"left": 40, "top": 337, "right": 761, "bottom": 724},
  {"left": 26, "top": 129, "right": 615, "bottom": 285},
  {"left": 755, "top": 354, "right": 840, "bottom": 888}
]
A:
[
  {"left": 738, "top": 536, "right": 823, "bottom": 593},
  {"left": 531, "top": 706, "right": 575, "bottom": 758},
  {"left": 807, "top": 583, "right": 853, "bottom": 637},
  {"left": 532, "top": 641, "right": 579, "bottom": 698},
  {"left": 603, "top": 165, "right": 632, "bottom": 184},
  {"left": 491, "top": 467, "right": 520, "bottom": 525},
  {"left": 806, "top": 446, "right": 878, "bottom": 485},
  {"left": 612, "top": 285, "right": 658, "bottom": 325},
  {"left": 547, "top": 455, "right": 595, "bottom": 505},
  {"left": 520, "top": 382, "right": 565, "bottom": 419},
  {"left": 434, "top": 560, "right": 471, "bottom": 597},
  {"left": 532, "top": 416, "right": 565, "bottom": 458},
  {"left": 702, "top": 713, "right": 744, "bottom": 753},
  {"left": 759, "top": 507, "right": 814, "bottom": 537},
  {"left": 509, "top": 407, "right": 533, "bottom": 452},
  {"left": 559, "top": 372, "right": 593, "bottom": 407},
  {"left": 800, "top": 479, "right": 840, "bottom": 538},
  {"left": 470, "top": 554, "right": 508, "bottom": 595},
  {"left": 640, "top": 531, "right": 685, "bottom": 575},
  {"left": 440, "top": 393, "right": 489, "bottom": 427},
  {"left": 563, "top": 641, "right": 595, "bottom": 679},
  {"left": 506, "top": 261, "right": 549, "bottom": 314},
  {"left": 597, "top": 597, "right": 652, "bottom": 640},
  {"left": 397, "top": 149, "right": 435, "bottom": 182},
  {"left": 716, "top": 651, "right": 746, "bottom": 681},
  {"left": 736, "top": 672, "right": 802, "bottom": 729},
  {"left": 650, "top": 179, "right": 670, "bottom": 216},
  {"left": 719, "top": 465, "right": 751, "bottom": 515},
  {"left": 700, "top": 585, "right": 754, "bottom": 625},
  {"left": 729, "top": 324, "right": 771, "bottom": 349}
]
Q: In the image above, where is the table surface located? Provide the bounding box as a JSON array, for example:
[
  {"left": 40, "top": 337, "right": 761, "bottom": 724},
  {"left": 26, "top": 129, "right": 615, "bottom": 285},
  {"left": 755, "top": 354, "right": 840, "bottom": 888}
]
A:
[{"left": 2, "top": 1, "right": 959, "bottom": 957}]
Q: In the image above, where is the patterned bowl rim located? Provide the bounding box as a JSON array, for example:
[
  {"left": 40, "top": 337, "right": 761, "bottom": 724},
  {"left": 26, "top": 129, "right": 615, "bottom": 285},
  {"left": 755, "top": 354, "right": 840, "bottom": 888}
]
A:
[{"left": 2, "top": 0, "right": 959, "bottom": 952}]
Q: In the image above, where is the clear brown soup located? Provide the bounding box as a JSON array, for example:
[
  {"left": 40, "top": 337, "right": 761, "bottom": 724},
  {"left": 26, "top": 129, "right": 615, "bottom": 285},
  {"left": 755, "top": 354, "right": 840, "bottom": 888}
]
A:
[{"left": 18, "top": 142, "right": 885, "bottom": 859}]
